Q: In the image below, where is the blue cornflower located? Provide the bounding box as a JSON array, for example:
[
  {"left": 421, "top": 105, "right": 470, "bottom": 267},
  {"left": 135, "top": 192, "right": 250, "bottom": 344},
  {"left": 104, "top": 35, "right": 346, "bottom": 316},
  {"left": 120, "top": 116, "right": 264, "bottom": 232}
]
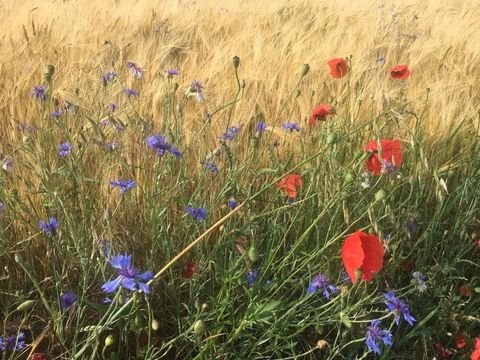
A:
[
  {"left": 51, "top": 110, "right": 64, "bottom": 120},
  {"left": 60, "top": 291, "right": 77, "bottom": 311},
  {"left": 108, "top": 102, "right": 118, "bottom": 112},
  {"left": 127, "top": 61, "right": 144, "bottom": 79},
  {"left": 365, "top": 319, "right": 393, "bottom": 355},
  {"left": 0, "top": 332, "right": 26, "bottom": 352},
  {"left": 282, "top": 122, "right": 301, "bottom": 132},
  {"left": 39, "top": 217, "right": 59, "bottom": 237},
  {"left": 32, "top": 85, "right": 47, "bottom": 101},
  {"left": 201, "top": 160, "right": 218, "bottom": 173},
  {"left": 381, "top": 160, "right": 397, "bottom": 174},
  {"left": 166, "top": 69, "right": 179, "bottom": 78},
  {"left": 412, "top": 271, "right": 427, "bottom": 293},
  {"left": 186, "top": 206, "right": 207, "bottom": 222},
  {"left": 146, "top": 134, "right": 182, "bottom": 158},
  {"left": 101, "top": 254, "right": 154, "bottom": 294},
  {"left": 247, "top": 269, "right": 258, "bottom": 287},
  {"left": 110, "top": 179, "right": 136, "bottom": 194},
  {"left": 102, "top": 71, "right": 117, "bottom": 85},
  {"left": 228, "top": 198, "right": 237, "bottom": 209},
  {"left": 123, "top": 88, "right": 139, "bottom": 97},
  {"left": 187, "top": 80, "right": 204, "bottom": 102},
  {"left": 58, "top": 141, "right": 72, "bottom": 157},
  {"left": 256, "top": 121, "right": 267, "bottom": 133},
  {"left": 105, "top": 141, "right": 120, "bottom": 152},
  {"left": 2, "top": 158, "right": 12, "bottom": 172},
  {"left": 191, "top": 80, "right": 203, "bottom": 93},
  {"left": 307, "top": 273, "right": 338, "bottom": 299},
  {"left": 384, "top": 291, "right": 416, "bottom": 326},
  {"left": 222, "top": 126, "right": 241, "bottom": 141}
]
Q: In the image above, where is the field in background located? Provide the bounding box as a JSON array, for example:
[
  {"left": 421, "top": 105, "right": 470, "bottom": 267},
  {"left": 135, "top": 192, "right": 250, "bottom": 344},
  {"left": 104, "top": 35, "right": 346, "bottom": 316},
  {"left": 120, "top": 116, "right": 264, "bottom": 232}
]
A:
[{"left": 0, "top": 0, "right": 479, "bottom": 359}]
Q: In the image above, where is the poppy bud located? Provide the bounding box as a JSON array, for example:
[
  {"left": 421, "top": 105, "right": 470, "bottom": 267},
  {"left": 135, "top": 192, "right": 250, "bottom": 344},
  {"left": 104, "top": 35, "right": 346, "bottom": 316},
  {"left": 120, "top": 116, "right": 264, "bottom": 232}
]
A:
[
  {"left": 17, "top": 299, "right": 36, "bottom": 312},
  {"left": 294, "top": 89, "right": 301, "bottom": 98},
  {"left": 248, "top": 246, "right": 258, "bottom": 262},
  {"left": 340, "top": 312, "right": 352, "bottom": 328},
  {"left": 344, "top": 173, "right": 353, "bottom": 184},
  {"left": 326, "top": 133, "right": 336, "bottom": 145},
  {"left": 152, "top": 319, "right": 160, "bottom": 331},
  {"left": 300, "top": 64, "right": 310, "bottom": 77},
  {"left": 44, "top": 64, "right": 55, "bottom": 83},
  {"left": 310, "top": 90, "right": 315, "bottom": 97},
  {"left": 375, "top": 190, "right": 386, "bottom": 202},
  {"left": 201, "top": 303, "right": 208, "bottom": 311},
  {"left": 241, "top": 79, "right": 246, "bottom": 88},
  {"left": 219, "top": 225, "right": 225, "bottom": 232},
  {"left": 232, "top": 56, "right": 240, "bottom": 69},
  {"left": 104, "top": 335, "right": 115, "bottom": 347},
  {"left": 173, "top": 83, "right": 179, "bottom": 92},
  {"left": 194, "top": 320, "right": 205, "bottom": 337},
  {"left": 176, "top": 104, "right": 183, "bottom": 114}
]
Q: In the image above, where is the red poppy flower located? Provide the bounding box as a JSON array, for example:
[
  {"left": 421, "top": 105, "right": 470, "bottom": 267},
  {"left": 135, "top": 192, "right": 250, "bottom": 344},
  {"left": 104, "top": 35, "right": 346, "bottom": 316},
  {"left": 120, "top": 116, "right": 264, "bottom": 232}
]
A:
[
  {"left": 471, "top": 337, "right": 480, "bottom": 360},
  {"left": 276, "top": 174, "right": 302, "bottom": 198},
  {"left": 182, "top": 260, "right": 196, "bottom": 279},
  {"left": 455, "top": 335, "right": 467, "bottom": 349},
  {"left": 390, "top": 65, "right": 411, "bottom": 80},
  {"left": 341, "top": 230, "right": 384, "bottom": 283},
  {"left": 309, "top": 104, "right": 334, "bottom": 126},
  {"left": 435, "top": 341, "right": 453, "bottom": 359},
  {"left": 29, "top": 355, "right": 44, "bottom": 360},
  {"left": 327, "top": 58, "right": 348, "bottom": 79},
  {"left": 365, "top": 139, "right": 403, "bottom": 176},
  {"left": 459, "top": 284, "right": 473, "bottom": 297}
]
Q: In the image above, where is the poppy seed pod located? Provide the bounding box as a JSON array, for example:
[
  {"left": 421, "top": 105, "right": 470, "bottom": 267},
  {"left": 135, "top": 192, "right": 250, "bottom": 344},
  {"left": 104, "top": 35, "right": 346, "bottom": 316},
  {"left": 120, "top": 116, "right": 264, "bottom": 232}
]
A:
[
  {"left": 300, "top": 64, "right": 310, "bottom": 77},
  {"left": 232, "top": 56, "right": 240, "bottom": 69}
]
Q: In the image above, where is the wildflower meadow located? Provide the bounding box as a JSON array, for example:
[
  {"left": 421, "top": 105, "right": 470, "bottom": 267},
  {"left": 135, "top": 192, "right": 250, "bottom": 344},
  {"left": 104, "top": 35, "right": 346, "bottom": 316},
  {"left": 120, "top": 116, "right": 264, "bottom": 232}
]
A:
[{"left": 0, "top": 0, "right": 479, "bottom": 359}]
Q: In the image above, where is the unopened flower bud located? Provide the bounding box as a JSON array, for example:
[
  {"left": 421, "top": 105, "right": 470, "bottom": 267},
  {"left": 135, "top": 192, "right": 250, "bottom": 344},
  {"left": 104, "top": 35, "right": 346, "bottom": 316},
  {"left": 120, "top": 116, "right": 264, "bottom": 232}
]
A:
[
  {"left": 294, "top": 89, "right": 301, "bottom": 98},
  {"left": 17, "top": 300, "right": 36, "bottom": 312},
  {"left": 375, "top": 190, "right": 386, "bottom": 202},
  {"left": 104, "top": 335, "right": 115, "bottom": 347},
  {"left": 151, "top": 319, "right": 160, "bottom": 331},
  {"left": 194, "top": 320, "right": 205, "bottom": 337},
  {"left": 300, "top": 64, "right": 310, "bottom": 77},
  {"left": 248, "top": 246, "right": 258, "bottom": 262},
  {"left": 326, "top": 133, "right": 336, "bottom": 145},
  {"left": 232, "top": 56, "right": 240, "bottom": 69}
]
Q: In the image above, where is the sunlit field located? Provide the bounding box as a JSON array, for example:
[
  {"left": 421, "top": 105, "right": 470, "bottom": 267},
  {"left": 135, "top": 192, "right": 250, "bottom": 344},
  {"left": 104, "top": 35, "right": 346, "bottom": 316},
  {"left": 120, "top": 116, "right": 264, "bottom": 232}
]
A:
[{"left": 0, "top": 0, "right": 479, "bottom": 359}]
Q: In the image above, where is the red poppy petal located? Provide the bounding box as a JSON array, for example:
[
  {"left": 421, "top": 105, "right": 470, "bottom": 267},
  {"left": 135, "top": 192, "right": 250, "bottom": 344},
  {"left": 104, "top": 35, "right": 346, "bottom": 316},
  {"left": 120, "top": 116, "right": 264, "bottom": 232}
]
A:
[
  {"left": 341, "top": 231, "right": 365, "bottom": 283},
  {"left": 359, "top": 233, "right": 384, "bottom": 281}
]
